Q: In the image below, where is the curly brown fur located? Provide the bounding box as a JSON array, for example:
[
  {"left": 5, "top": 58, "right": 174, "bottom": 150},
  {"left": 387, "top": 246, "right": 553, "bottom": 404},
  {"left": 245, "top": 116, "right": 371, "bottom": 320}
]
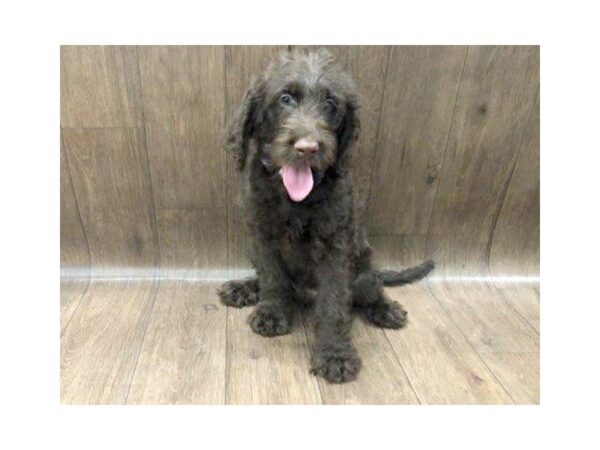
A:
[{"left": 218, "top": 49, "right": 434, "bottom": 383}]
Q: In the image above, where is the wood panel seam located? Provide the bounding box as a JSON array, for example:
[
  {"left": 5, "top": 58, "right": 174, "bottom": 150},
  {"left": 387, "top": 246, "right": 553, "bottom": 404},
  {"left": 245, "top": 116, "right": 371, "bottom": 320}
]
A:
[
  {"left": 363, "top": 46, "right": 392, "bottom": 222},
  {"left": 61, "top": 126, "right": 141, "bottom": 130},
  {"left": 124, "top": 279, "right": 161, "bottom": 404},
  {"left": 224, "top": 306, "right": 230, "bottom": 405},
  {"left": 223, "top": 49, "right": 231, "bottom": 405},
  {"left": 61, "top": 130, "right": 92, "bottom": 271},
  {"left": 494, "top": 286, "right": 541, "bottom": 336},
  {"left": 224, "top": 47, "right": 231, "bottom": 276},
  {"left": 135, "top": 46, "right": 162, "bottom": 275},
  {"left": 424, "top": 47, "right": 470, "bottom": 258},
  {"left": 160, "top": 206, "right": 227, "bottom": 212},
  {"left": 60, "top": 279, "right": 91, "bottom": 338},
  {"left": 367, "top": 233, "right": 428, "bottom": 238},
  {"left": 484, "top": 146, "right": 525, "bottom": 277},
  {"left": 382, "top": 330, "right": 422, "bottom": 404}
]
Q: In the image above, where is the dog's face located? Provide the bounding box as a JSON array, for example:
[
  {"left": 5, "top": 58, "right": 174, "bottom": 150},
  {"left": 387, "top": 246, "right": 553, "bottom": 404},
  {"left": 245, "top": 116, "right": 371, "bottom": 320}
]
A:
[{"left": 225, "top": 49, "right": 360, "bottom": 201}]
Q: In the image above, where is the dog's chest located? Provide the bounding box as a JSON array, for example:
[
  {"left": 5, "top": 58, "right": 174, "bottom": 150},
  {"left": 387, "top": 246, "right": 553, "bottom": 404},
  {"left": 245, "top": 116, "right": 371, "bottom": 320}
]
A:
[
  {"left": 279, "top": 213, "right": 310, "bottom": 257},
  {"left": 278, "top": 209, "right": 318, "bottom": 277}
]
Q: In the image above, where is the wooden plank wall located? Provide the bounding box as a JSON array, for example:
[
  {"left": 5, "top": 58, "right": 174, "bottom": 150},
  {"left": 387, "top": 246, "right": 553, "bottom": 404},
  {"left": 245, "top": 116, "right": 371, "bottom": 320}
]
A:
[{"left": 60, "top": 46, "right": 539, "bottom": 280}]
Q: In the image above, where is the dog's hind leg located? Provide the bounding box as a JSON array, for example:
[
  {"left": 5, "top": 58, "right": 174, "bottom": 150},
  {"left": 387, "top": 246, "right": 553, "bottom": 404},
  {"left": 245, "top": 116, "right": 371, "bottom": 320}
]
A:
[
  {"left": 218, "top": 277, "right": 260, "bottom": 308},
  {"left": 351, "top": 271, "right": 408, "bottom": 329}
]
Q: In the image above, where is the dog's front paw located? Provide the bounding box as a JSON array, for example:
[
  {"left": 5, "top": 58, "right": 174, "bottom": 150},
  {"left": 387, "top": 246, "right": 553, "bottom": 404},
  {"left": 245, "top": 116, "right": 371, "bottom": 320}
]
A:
[
  {"left": 310, "top": 345, "right": 362, "bottom": 383},
  {"left": 218, "top": 279, "right": 259, "bottom": 308},
  {"left": 248, "top": 306, "right": 291, "bottom": 337},
  {"left": 364, "top": 301, "right": 407, "bottom": 329}
]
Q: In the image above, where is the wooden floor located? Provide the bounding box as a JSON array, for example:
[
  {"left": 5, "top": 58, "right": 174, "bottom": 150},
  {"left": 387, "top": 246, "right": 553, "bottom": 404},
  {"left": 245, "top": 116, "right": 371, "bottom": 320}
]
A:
[
  {"left": 60, "top": 277, "right": 539, "bottom": 405},
  {"left": 59, "top": 46, "right": 539, "bottom": 404}
]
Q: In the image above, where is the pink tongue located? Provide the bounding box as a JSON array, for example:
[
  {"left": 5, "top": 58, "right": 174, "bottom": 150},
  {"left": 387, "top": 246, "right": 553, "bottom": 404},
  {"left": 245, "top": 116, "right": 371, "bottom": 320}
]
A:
[{"left": 279, "top": 163, "right": 314, "bottom": 202}]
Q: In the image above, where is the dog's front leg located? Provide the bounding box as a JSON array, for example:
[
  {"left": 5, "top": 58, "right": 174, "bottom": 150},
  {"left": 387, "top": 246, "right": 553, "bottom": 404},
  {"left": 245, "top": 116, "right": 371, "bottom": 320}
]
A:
[
  {"left": 310, "top": 249, "right": 361, "bottom": 383},
  {"left": 248, "top": 241, "right": 295, "bottom": 337}
]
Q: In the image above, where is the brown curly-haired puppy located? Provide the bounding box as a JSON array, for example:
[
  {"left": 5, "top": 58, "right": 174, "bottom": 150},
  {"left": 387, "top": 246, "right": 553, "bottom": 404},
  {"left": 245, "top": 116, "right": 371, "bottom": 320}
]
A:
[{"left": 218, "top": 49, "right": 434, "bottom": 383}]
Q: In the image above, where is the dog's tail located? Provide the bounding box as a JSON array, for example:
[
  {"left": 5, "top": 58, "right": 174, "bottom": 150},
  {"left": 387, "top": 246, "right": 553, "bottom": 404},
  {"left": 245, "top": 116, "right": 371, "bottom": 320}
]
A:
[{"left": 376, "top": 260, "right": 435, "bottom": 287}]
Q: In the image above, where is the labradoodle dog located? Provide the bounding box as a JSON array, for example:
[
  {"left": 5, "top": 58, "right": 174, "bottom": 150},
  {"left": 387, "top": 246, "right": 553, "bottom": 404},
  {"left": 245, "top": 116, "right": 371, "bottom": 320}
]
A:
[{"left": 218, "top": 49, "right": 434, "bottom": 383}]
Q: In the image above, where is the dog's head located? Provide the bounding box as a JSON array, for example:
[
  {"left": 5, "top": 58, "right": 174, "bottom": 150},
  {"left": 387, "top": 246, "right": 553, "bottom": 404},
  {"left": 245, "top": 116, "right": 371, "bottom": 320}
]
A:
[{"left": 224, "top": 49, "right": 360, "bottom": 202}]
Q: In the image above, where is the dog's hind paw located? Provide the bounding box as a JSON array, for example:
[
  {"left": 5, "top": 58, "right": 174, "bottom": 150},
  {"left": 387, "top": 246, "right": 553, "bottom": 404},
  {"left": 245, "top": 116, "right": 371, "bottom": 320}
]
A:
[
  {"left": 218, "top": 279, "right": 259, "bottom": 308},
  {"left": 363, "top": 301, "right": 407, "bottom": 329}
]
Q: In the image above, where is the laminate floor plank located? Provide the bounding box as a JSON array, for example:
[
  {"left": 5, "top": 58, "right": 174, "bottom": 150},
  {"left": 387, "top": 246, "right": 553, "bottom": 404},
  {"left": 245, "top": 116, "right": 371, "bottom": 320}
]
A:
[
  {"left": 127, "top": 282, "right": 226, "bottom": 404},
  {"left": 225, "top": 306, "right": 322, "bottom": 405},
  {"left": 427, "top": 281, "right": 540, "bottom": 403},
  {"left": 495, "top": 284, "right": 540, "bottom": 333},
  {"left": 483, "top": 352, "right": 539, "bottom": 404},
  {"left": 303, "top": 315, "right": 420, "bottom": 405},
  {"left": 385, "top": 283, "right": 514, "bottom": 404},
  {"left": 60, "top": 280, "right": 158, "bottom": 404},
  {"left": 60, "top": 278, "right": 539, "bottom": 404},
  {"left": 428, "top": 282, "right": 539, "bottom": 355},
  {"left": 60, "top": 279, "right": 89, "bottom": 337}
]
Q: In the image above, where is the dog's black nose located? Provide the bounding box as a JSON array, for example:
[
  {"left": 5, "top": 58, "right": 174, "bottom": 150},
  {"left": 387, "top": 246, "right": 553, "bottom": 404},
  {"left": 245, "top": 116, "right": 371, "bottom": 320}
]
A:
[{"left": 294, "top": 137, "right": 319, "bottom": 154}]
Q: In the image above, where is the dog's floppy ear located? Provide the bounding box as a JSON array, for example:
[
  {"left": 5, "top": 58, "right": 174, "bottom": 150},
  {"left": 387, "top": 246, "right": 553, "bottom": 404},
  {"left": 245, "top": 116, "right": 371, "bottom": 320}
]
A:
[
  {"left": 336, "top": 96, "right": 361, "bottom": 169},
  {"left": 224, "top": 78, "right": 265, "bottom": 171}
]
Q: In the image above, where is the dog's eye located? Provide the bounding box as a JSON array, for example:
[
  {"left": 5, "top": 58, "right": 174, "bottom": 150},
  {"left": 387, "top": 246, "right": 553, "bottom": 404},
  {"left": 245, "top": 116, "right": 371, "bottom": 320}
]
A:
[
  {"left": 325, "top": 98, "right": 338, "bottom": 112},
  {"left": 279, "top": 93, "right": 295, "bottom": 106}
]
